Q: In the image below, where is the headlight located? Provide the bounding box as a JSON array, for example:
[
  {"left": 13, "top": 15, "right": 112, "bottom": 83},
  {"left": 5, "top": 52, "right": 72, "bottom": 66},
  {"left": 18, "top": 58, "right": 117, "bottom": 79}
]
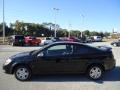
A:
[{"left": 4, "top": 59, "right": 12, "bottom": 65}]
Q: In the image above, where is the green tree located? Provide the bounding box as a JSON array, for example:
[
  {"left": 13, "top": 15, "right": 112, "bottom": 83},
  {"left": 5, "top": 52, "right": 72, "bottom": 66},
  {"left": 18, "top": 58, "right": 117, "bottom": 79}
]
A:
[
  {"left": 0, "top": 23, "right": 11, "bottom": 36},
  {"left": 83, "top": 30, "right": 90, "bottom": 36}
]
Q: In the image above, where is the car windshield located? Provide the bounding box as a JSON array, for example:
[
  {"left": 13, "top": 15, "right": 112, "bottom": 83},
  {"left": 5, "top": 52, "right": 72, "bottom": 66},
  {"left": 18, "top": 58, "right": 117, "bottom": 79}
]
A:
[
  {"left": 31, "top": 44, "right": 49, "bottom": 55},
  {"left": 46, "top": 38, "right": 51, "bottom": 40}
]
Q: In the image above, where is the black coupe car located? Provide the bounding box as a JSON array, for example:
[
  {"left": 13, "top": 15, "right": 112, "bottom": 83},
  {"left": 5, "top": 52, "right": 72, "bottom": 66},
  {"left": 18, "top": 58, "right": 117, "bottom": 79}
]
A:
[{"left": 3, "top": 42, "right": 116, "bottom": 81}]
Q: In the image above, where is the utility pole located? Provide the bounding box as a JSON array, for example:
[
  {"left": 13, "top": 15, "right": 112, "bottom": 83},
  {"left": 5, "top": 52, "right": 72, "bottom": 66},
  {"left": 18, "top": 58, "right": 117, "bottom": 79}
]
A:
[
  {"left": 3, "top": 0, "right": 5, "bottom": 44},
  {"left": 80, "top": 14, "right": 85, "bottom": 38},
  {"left": 53, "top": 8, "right": 59, "bottom": 37},
  {"left": 68, "top": 22, "right": 72, "bottom": 38}
]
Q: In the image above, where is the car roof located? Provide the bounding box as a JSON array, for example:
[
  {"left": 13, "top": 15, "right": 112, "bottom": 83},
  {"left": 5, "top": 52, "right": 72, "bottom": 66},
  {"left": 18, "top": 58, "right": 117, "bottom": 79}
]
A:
[
  {"left": 49, "top": 41, "right": 83, "bottom": 45},
  {"left": 48, "top": 41, "right": 101, "bottom": 50}
]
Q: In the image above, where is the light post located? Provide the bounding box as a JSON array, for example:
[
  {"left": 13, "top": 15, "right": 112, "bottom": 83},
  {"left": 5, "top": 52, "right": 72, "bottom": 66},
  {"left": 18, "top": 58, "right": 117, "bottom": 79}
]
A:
[
  {"left": 2, "top": 0, "right": 5, "bottom": 44},
  {"left": 24, "top": 26, "right": 28, "bottom": 36},
  {"left": 68, "top": 22, "right": 72, "bottom": 38},
  {"left": 12, "top": 26, "right": 15, "bottom": 35},
  {"left": 80, "top": 14, "right": 85, "bottom": 38},
  {"left": 53, "top": 8, "right": 59, "bottom": 37}
]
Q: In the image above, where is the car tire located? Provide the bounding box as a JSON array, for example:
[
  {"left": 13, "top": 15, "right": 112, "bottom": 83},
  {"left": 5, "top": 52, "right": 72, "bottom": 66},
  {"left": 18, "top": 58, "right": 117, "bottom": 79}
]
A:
[
  {"left": 14, "top": 65, "right": 32, "bottom": 81},
  {"left": 87, "top": 65, "right": 103, "bottom": 80}
]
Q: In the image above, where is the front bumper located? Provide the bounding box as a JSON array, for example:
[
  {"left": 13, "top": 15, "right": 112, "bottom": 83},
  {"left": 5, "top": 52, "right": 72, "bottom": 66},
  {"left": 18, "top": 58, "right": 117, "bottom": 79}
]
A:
[{"left": 3, "top": 64, "right": 13, "bottom": 74}]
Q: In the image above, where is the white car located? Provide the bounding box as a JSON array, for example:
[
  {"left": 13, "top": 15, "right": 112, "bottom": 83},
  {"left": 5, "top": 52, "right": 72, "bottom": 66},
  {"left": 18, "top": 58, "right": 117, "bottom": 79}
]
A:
[
  {"left": 41, "top": 37, "right": 53, "bottom": 45},
  {"left": 92, "top": 36, "right": 102, "bottom": 42}
]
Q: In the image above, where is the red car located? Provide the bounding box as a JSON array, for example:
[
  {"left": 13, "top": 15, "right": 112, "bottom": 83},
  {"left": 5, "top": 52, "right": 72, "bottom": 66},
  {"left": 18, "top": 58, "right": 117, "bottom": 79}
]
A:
[
  {"left": 65, "top": 37, "right": 79, "bottom": 42},
  {"left": 24, "top": 36, "right": 41, "bottom": 46}
]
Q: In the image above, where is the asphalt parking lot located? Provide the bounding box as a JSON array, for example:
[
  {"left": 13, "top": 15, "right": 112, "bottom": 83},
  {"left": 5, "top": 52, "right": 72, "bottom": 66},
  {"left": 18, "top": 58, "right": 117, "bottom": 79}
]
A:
[{"left": 0, "top": 42, "right": 120, "bottom": 90}]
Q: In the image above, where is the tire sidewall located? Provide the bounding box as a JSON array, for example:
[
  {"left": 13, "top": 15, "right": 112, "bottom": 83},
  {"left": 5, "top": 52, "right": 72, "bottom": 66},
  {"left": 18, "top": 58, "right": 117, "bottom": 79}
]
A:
[
  {"left": 14, "top": 66, "right": 31, "bottom": 81},
  {"left": 87, "top": 65, "right": 103, "bottom": 80}
]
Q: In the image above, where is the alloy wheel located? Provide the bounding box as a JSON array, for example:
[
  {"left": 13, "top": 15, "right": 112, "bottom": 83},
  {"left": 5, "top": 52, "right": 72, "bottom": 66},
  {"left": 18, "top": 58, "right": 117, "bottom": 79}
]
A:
[
  {"left": 15, "top": 66, "right": 31, "bottom": 81},
  {"left": 88, "top": 66, "right": 102, "bottom": 80}
]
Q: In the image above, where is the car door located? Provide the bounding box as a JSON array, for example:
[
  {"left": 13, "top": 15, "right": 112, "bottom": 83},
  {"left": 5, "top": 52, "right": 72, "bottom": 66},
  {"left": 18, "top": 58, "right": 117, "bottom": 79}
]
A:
[
  {"left": 34, "top": 44, "right": 73, "bottom": 74},
  {"left": 71, "top": 44, "right": 93, "bottom": 72},
  {"left": 42, "top": 44, "right": 89, "bottom": 73}
]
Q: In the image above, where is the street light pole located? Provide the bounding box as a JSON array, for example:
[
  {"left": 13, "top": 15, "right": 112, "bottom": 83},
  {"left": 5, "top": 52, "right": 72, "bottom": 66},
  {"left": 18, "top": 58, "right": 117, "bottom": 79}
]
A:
[
  {"left": 53, "top": 8, "right": 59, "bottom": 37},
  {"left": 68, "top": 22, "right": 72, "bottom": 38},
  {"left": 24, "top": 26, "right": 28, "bottom": 36},
  {"left": 80, "top": 14, "right": 85, "bottom": 38},
  {"left": 3, "top": 0, "right": 5, "bottom": 44}
]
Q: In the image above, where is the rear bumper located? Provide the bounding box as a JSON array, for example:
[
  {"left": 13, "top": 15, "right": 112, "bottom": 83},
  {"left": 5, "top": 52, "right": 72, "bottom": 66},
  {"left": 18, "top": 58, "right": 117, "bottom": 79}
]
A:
[{"left": 104, "top": 59, "right": 116, "bottom": 71}]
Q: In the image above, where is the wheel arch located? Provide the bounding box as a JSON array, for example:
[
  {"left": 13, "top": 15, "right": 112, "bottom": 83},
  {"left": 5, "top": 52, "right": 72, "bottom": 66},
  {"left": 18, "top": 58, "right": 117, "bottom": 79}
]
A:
[
  {"left": 11, "top": 63, "right": 32, "bottom": 74},
  {"left": 86, "top": 63, "right": 105, "bottom": 73}
]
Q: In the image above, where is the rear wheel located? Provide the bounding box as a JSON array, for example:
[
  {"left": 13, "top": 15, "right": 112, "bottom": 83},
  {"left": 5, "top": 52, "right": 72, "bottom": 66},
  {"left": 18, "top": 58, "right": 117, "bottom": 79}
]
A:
[
  {"left": 87, "top": 65, "right": 103, "bottom": 80},
  {"left": 14, "top": 66, "right": 31, "bottom": 81}
]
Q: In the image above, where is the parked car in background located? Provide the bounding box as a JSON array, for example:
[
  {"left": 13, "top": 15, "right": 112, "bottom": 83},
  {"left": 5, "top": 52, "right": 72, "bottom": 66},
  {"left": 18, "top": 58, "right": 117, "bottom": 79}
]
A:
[
  {"left": 41, "top": 37, "right": 53, "bottom": 45},
  {"left": 111, "top": 40, "right": 120, "bottom": 46},
  {"left": 86, "top": 37, "right": 93, "bottom": 43},
  {"left": 3, "top": 42, "right": 116, "bottom": 81},
  {"left": 52, "top": 37, "right": 62, "bottom": 42},
  {"left": 92, "top": 36, "right": 102, "bottom": 42},
  {"left": 8, "top": 35, "right": 25, "bottom": 46},
  {"left": 64, "top": 37, "right": 80, "bottom": 42},
  {"left": 24, "top": 36, "right": 41, "bottom": 46}
]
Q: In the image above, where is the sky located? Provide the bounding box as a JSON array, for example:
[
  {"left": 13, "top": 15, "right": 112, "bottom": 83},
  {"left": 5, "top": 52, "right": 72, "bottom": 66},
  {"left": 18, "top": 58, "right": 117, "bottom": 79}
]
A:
[{"left": 0, "top": 0, "right": 120, "bottom": 32}]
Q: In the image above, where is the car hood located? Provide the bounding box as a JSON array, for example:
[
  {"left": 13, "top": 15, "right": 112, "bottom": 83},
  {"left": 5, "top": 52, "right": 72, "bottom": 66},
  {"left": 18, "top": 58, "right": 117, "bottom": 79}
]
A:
[
  {"left": 112, "top": 40, "right": 119, "bottom": 43},
  {"left": 10, "top": 51, "right": 33, "bottom": 60}
]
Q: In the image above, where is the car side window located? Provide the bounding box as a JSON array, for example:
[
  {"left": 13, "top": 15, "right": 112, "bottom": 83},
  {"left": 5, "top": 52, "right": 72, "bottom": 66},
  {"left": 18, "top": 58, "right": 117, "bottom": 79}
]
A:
[
  {"left": 74, "top": 45, "right": 94, "bottom": 54},
  {"left": 45, "top": 44, "right": 73, "bottom": 56}
]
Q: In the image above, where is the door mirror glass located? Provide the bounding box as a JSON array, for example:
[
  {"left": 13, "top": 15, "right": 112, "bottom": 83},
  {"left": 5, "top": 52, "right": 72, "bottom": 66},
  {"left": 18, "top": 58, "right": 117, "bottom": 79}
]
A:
[{"left": 37, "top": 52, "right": 44, "bottom": 57}]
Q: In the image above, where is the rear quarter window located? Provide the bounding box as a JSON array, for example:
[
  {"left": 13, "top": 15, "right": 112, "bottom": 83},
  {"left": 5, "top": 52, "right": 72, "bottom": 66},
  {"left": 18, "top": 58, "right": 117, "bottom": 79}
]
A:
[{"left": 74, "top": 45, "right": 99, "bottom": 54}]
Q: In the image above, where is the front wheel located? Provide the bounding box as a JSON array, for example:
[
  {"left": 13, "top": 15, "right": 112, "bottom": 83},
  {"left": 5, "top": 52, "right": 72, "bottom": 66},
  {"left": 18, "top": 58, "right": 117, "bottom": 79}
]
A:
[
  {"left": 87, "top": 66, "right": 103, "bottom": 80},
  {"left": 14, "top": 66, "right": 31, "bottom": 81}
]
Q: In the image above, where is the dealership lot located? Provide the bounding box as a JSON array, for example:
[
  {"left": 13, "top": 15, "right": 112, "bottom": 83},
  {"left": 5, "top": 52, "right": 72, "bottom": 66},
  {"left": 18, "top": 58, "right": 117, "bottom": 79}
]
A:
[{"left": 0, "top": 42, "right": 120, "bottom": 90}]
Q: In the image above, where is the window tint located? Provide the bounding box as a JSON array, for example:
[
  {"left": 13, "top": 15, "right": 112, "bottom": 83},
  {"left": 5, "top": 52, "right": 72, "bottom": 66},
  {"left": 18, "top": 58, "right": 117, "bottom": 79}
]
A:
[
  {"left": 45, "top": 44, "right": 73, "bottom": 56},
  {"left": 74, "top": 45, "right": 95, "bottom": 54},
  {"left": 48, "top": 45, "right": 66, "bottom": 50}
]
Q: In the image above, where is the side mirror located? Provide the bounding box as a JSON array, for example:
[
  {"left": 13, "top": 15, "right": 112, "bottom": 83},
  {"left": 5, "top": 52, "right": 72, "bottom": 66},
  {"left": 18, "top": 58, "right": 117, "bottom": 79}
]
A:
[{"left": 37, "top": 52, "right": 44, "bottom": 57}]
